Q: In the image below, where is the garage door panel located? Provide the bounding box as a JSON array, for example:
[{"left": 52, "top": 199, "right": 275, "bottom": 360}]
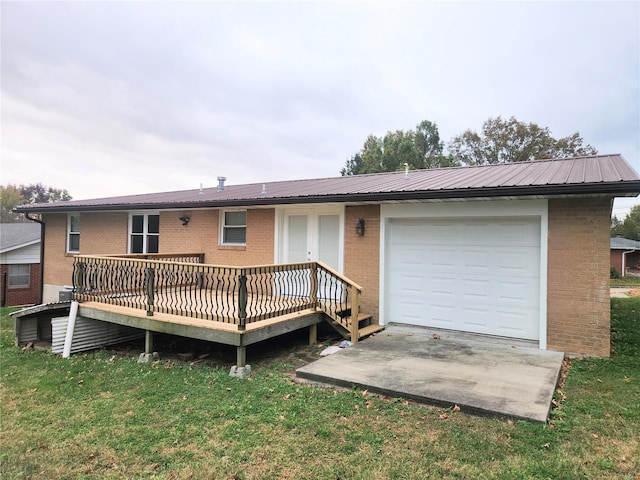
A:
[
  {"left": 388, "top": 217, "right": 540, "bottom": 341},
  {"left": 496, "top": 309, "right": 538, "bottom": 339},
  {"left": 430, "top": 276, "right": 456, "bottom": 297},
  {"left": 496, "top": 279, "right": 539, "bottom": 307}
]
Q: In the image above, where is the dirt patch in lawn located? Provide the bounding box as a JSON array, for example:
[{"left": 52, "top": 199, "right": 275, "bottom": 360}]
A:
[{"left": 105, "top": 324, "right": 344, "bottom": 372}]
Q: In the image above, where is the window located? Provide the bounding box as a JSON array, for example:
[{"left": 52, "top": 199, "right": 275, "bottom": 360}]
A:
[
  {"left": 67, "top": 213, "right": 80, "bottom": 253},
  {"left": 221, "top": 210, "right": 246, "bottom": 245},
  {"left": 129, "top": 213, "right": 160, "bottom": 253},
  {"left": 8, "top": 264, "right": 30, "bottom": 288}
]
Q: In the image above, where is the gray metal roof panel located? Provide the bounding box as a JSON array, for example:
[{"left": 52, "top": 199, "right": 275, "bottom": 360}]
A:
[{"left": 14, "top": 154, "right": 640, "bottom": 213}]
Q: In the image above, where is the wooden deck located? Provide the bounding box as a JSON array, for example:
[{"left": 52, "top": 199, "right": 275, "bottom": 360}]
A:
[{"left": 78, "top": 301, "right": 325, "bottom": 367}]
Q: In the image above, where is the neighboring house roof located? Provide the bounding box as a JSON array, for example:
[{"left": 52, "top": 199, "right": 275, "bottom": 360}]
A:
[
  {"left": 15, "top": 154, "right": 640, "bottom": 213},
  {"left": 611, "top": 237, "right": 640, "bottom": 250},
  {"left": 0, "top": 223, "right": 41, "bottom": 254}
]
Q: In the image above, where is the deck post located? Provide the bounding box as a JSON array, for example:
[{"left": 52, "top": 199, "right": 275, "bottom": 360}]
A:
[
  {"left": 236, "top": 346, "right": 246, "bottom": 367},
  {"left": 145, "top": 267, "right": 155, "bottom": 316},
  {"left": 145, "top": 330, "right": 153, "bottom": 354},
  {"left": 350, "top": 284, "right": 360, "bottom": 344},
  {"left": 309, "top": 323, "right": 317, "bottom": 345},
  {"left": 238, "top": 273, "right": 247, "bottom": 331}
]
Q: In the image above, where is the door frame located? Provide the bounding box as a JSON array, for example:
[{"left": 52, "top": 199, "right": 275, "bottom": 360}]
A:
[{"left": 275, "top": 205, "right": 345, "bottom": 273}]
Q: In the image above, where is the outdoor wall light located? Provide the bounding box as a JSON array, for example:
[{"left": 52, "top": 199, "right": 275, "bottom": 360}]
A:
[
  {"left": 356, "top": 218, "right": 365, "bottom": 236},
  {"left": 179, "top": 215, "right": 190, "bottom": 226}
]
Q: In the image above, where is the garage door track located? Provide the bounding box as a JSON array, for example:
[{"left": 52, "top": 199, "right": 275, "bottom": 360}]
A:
[{"left": 296, "top": 325, "right": 564, "bottom": 423}]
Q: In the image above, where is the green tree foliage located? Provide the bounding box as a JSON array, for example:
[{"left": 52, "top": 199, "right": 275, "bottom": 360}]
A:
[
  {"left": 611, "top": 205, "right": 640, "bottom": 241},
  {"left": 341, "top": 120, "right": 459, "bottom": 175},
  {"left": 448, "top": 116, "right": 598, "bottom": 166},
  {"left": 0, "top": 183, "right": 72, "bottom": 223},
  {"left": 0, "top": 185, "right": 25, "bottom": 222}
]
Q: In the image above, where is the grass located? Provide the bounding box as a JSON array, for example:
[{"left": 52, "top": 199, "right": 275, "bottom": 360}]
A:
[
  {"left": 611, "top": 276, "right": 640, "bottom": 287},
  {"left": 1, "top": 301, "right": 639, "bottom": 480}
]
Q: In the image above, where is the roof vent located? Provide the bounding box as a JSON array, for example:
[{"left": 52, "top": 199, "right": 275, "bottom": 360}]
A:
[
  {"left": 217, "top": 176, "right": 226, "bottom": 192},
  {"left": 404, "top": 163, "right": 409, "bottom": 179},
  {"left": 199, "top": 183, "right": 204, "bottom": 195},
  {"left": 260, "top": 184, "right": 267, "bottom": 196}
]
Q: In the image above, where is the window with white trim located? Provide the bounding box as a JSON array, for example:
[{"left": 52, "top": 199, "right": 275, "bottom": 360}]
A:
[
  {"left": 67, "top": 213, "right": 80, "bottom": 253},
  {"left": 129, "top": 213, "right": 160, "bottom": 253},
  {"left": 8, "top": 264, "right": 30, "bottom": 288},
  {"left": 220, "top": 210, "right": 246, "bottom": 245}
]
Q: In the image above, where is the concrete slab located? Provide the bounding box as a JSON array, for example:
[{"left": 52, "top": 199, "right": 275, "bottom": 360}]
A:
[{"left": 296, "top": 325, "right": 564, "bottom": 423}]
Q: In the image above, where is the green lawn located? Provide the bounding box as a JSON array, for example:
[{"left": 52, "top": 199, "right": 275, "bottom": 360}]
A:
[{"left": 1, "top": 300, "right": 639, "bottom": 480}]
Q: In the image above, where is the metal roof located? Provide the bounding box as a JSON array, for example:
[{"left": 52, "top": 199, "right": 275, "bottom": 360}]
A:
[
  {"left": 0, "top": 223, "right": 41, "bottom": 252},
  {"left": 611, "top": 237, "right": 640, "bottom": 250},
  {"left": 14, "top": 154, "right": 640, "bottom": 213}
]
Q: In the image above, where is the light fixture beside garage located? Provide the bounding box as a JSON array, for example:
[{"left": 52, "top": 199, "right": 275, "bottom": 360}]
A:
[
  {"left": 356, "top": 218, "right": 365, "bottom": 236},
  {"left": 179, "top": 215, "right": 190, "bottom": 226}
]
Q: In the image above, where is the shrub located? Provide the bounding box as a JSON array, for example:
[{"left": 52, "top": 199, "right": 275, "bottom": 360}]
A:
[{"left": 610, "top": 266, "right": 621, "bottom": 279}]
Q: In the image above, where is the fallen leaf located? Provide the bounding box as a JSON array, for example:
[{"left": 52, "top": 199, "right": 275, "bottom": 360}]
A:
[
  {"left": 542, "top": 443, "right": 550, "bottom": 449},
  {"left": 439, "top": 413, "right": 448, "bottom": 420},
  {"left": 624, "top": 376, "right": 631, "bottom": 383},
  {"left": 432, "top": 334, "right": 440, "bottom": 340},
  {"left": 452, "top": 404, "right": 460, "bottom": 413},
  {"left": 283, "top": 393, "right": 292, "bottom": 400}
]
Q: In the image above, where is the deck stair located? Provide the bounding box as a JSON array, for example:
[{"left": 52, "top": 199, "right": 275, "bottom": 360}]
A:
[{"left": 319, "top": 304, "right": 384, "bottom": 342}]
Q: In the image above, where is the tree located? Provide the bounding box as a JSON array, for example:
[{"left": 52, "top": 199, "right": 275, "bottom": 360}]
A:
[
  {"left": 0, "top": 185, "right": 25, "bottom": 222},
  {"left": 448, "top": 116, "right": 598, "bottom": 166},
  {"left": 341, "top": 120, "right": 458, "bottom": 175},
  {"left": 611, "top": 205, "right": 640, "bottom": 241},
  {"left": 0, "top": 183, "right": 72, "bottom": 223}
]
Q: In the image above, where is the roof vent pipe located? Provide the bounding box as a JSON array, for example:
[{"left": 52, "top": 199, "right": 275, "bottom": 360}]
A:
[
  {"left": 199, "top": 183, "right": 203, "bottom": 195},
  {"left": 260, "top": 184, "right": 267, "bottom": 196},
  {"left": 217, "top": 176, "right": 226, "bottom": 192},
  {"left": 404, "top": 163, "right": 409, "bottom": 179}
]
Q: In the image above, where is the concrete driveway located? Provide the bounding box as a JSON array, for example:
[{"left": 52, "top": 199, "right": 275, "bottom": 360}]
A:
[{"left": 296, "top": 325, "right": 564, "bottom": 423}]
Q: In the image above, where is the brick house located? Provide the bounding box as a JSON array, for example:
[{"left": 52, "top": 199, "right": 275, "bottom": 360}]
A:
[
  {"left": 610, "top": 237, "right": 640, "bottom": 276},
  {"left": 16, "top": 154, "right": 640, "bottom": 357},
  {"left": 0, "top": 223, "right": 42, "bottom": 307}
]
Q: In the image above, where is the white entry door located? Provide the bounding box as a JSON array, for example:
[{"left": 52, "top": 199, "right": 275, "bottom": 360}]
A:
[
  {"left": 283, "top": 209, "right": 342, "bottom": 272},
  {"left": 281, "top": 208, "right": 343, "bottom": 299}
]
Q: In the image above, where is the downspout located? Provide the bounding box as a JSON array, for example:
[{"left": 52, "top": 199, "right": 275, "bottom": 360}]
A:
[
  {"left": 621, "top": 249, "right": 636, "bottom": 277},
  {"left": 24, "top": 212, "right": 45, "bottom": 304}
]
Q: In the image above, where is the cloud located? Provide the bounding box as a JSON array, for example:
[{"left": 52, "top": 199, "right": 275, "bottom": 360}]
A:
[{"left": 1, "top": 1, "right": 638, "bottom": 207}]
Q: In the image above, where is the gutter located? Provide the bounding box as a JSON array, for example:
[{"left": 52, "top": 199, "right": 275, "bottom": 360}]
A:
[{"left": 24, "top": 212, "right": 44, "bottom": 304}]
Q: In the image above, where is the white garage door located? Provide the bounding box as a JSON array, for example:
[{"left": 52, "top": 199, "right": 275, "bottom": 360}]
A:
[{"left": 388, "top": 217, "right": 540, "bottom": 340}]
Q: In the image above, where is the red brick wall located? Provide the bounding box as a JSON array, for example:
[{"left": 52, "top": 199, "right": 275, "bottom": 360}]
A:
[
  {"left": 610, "top": 250, "right": 623, "bottom": 274},
  {"left": 43, "top": 209, "right": 276, "bottom": 291},
  {"left": 344, "top": 205, "right": 380, "bottom": 322},
  {"left": 547, "top": 197, "right": 612, "bottom": 356},
  {"left": 0, "top": 263, "right": 41, "bottom": 306}
]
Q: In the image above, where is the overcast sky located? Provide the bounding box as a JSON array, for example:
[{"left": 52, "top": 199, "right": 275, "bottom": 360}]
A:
[{"left": 1, "top": 1, "right": 639, "bottom": 217}]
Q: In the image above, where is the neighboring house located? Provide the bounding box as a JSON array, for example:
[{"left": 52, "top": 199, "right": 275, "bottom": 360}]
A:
[
  {"left": 610, "top": 236, "right": 640, "bottom": 276},
  {"left": 0, "top": 223, "right": 42, "bottom": 307},
  {"left": 15, "top": 154, "right": 640, "bottom": 357}
]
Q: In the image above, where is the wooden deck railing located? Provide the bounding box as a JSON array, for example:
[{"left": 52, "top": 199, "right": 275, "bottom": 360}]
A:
[{"left": 72, "top": 255, "right": 362, "bottom": 331}]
